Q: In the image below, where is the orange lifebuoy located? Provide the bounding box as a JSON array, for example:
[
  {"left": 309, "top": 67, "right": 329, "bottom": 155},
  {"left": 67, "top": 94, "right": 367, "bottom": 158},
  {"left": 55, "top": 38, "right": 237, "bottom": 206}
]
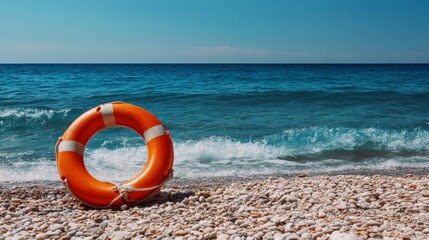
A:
[{"left": 55, "top": 102, "right": 174, "bottom": 208}]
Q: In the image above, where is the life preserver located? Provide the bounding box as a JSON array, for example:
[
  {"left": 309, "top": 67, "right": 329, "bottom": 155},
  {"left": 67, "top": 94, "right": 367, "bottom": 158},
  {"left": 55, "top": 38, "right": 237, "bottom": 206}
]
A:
[{"left": 55, "top": 102, "right": 174, "bottom": 208}]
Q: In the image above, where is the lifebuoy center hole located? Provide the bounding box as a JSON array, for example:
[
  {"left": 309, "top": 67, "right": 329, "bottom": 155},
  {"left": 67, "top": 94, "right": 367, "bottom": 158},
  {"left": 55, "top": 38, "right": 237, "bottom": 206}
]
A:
[{"left": 84, "top": 127, "right": 148, "bottom": 183}]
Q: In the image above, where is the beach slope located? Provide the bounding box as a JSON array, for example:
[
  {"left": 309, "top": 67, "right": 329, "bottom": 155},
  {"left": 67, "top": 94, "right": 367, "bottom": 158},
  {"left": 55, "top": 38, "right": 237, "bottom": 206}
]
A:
[{"left": 1, "top": 174, "right": 428, "bottom": 240}]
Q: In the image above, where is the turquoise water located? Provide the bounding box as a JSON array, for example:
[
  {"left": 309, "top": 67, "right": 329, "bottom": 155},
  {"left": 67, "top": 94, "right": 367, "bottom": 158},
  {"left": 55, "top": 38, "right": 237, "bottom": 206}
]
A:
[{"left": 1, "top": 64, "right": 428, "bottom": 182}]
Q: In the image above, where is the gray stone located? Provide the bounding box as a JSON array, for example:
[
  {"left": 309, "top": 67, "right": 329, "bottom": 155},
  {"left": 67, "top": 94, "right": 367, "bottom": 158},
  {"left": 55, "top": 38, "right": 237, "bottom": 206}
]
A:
[
  {"left": 67, "top": 229, "right": 78, "bottom": 236},
  {"left": 100, "top": 221, "right": 108, "bottom": 228}
]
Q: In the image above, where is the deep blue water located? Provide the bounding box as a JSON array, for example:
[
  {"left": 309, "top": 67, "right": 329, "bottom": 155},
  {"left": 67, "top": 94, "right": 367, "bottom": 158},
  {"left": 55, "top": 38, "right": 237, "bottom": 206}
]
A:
[{"left": 1, "top": 64, "right": 428, "bottom": 182}]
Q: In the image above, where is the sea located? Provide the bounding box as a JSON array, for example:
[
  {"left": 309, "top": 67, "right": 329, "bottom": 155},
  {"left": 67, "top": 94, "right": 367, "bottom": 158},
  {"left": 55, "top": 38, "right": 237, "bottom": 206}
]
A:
[{"left": 1, "top": 64, "right": 428, "bottom": 183}]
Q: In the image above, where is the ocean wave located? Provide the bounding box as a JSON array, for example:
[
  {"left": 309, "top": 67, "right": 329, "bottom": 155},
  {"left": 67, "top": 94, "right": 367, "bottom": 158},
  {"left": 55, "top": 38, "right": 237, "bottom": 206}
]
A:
[
  {"left": 167, "top": 128, "right": 429, "bottom": 163},
  {"left": 0, "top": 107, "right": 71, "bottom": 120},
  {"left": 80, "top": 128, "right": 429, "bottom": 181},
  {"left": 0, "top": 127, "right": 428, "bottom": 182},
  {"left": 271, "top": 127, "right": 429, "bottom": 157}
]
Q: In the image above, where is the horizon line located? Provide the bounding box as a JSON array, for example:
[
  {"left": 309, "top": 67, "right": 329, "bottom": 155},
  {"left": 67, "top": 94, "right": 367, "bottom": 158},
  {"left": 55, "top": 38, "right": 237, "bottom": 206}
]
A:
[{"left": 0, "top": 62, "right": 428, "bottom": 65}]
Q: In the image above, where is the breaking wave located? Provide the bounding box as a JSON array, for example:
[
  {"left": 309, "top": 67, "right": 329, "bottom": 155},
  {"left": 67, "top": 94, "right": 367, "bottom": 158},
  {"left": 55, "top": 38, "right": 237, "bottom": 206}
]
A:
[{"left": 1, "top": 126, "right": 428, "bottom": 182}]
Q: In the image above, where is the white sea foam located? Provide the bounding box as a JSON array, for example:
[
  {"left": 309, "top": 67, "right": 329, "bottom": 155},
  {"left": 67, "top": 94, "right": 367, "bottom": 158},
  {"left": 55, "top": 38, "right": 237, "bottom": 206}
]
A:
[
  {"left": 174, "top": 137, "right": 283, "bottom": 163},
  {"left": 1, "top": 155, "right": 428, "bottom": 183},
  {"left": 0, "top": 108, "right": 71, "bottom": 119},
  {"left": 0, "top": 158, "right": 59, "bottom": 182},
  {"left": 84, "top": 146, "right": 148, "bottom": 183}
]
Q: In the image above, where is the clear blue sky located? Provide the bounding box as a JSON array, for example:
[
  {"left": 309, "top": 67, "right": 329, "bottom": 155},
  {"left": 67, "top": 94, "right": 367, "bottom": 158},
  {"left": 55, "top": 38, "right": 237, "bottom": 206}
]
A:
[{"left": 1, "top": 0, "right": 428, "bottom": 63}]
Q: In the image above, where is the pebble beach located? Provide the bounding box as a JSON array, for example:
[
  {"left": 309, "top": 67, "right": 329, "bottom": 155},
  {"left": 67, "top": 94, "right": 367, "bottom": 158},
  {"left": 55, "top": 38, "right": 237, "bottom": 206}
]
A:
[{"left": 1, "top": 173, "right": 429, "bottom": 240}]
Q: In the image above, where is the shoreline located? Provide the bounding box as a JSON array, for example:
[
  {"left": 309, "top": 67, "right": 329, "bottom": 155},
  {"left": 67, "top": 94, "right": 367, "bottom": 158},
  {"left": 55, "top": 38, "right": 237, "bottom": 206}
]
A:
[
  {"left": 0, "top": 169, "right": 428, "bottom": 239},
  {"left": 2, "top": 166, "right": 429, "bottom": 188}
]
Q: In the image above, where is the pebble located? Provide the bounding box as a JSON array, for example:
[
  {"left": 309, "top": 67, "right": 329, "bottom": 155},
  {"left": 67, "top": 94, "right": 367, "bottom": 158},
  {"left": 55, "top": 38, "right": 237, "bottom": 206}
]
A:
[
  {"left": 35, "top": 234, "right": 45, "bottom": 240},
  {"left": 271, "top": 217, "right": 280, "bottom": 223},
  {"left": 49, "top": 223, "right": 64, "bottom": 232},
  {"left": 285, "top": 233, "right": 300, "bottom": 240},
  {"left": 10, "top": 198, "right": 21, "bottom": 204},
  {"left": 100, "top": 221, "right": 108, "bottom": 228},
  {"left": 301, "top": 233, "right": 312, "bottom": 239},
  {"left": 317, "top": 211, "right": 326, "bottom": 218},
  {"left": 312, "top": 232, "right": 323, "bottom": 238},
  {"left": 175, "top": 230, "right": 188, "bottom": 236},
  {"left": 45, "top": 230, "right": 59, "bottom": 237},
  {"left": 112, "top": 231, "right": 131, "bottom": 239},
  {"left": 330, "top": 231, "right": 359, "bottom": 240},
  {"left": 336, "top": 201, "right": 348, "bottom": 210},
  {"left": 217, "top": 234, "right": 229, "bottom": 240},
  {"left": 67, "top": 229, "right": 78, "bottom": 236},
  {"left": 366, "top": 220, "right": 381, "bottom": 226}
]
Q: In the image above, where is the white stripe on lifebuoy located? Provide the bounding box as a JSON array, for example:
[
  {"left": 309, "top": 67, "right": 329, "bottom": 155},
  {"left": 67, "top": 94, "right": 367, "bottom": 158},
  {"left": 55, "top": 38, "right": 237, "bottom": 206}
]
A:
[
  {"left": 143, "top": 125, "right": 165, "bottom": 143},
  {"left": 58, "top": 140, "right": 85, "bottom": 155},
  {"left": 100, "top": 103, "right": 116, "bottom": 127}
]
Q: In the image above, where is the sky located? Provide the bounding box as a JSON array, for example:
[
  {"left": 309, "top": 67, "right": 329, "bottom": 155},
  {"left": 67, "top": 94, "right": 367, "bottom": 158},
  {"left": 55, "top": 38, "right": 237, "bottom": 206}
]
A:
[{"left": 0, "top": 0, "right": 428, "bottom": 63}]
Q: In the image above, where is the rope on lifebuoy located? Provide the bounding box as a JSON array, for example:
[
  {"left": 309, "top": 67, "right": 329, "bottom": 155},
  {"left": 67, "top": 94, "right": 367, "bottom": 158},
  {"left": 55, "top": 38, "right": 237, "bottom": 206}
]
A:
[{"left": 106, "top": 169, "right": 174, "bottom": 208}]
